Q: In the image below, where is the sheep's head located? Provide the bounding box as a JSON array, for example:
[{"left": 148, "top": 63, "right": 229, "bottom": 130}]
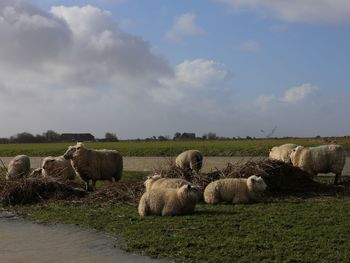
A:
[
  {"left": 42, "top": 156, "right": 55, "bottom": 170},
  {"left": 63, "top": 142, "right": 85, "bottom": 160},
  {"left": 247, "top": 175, "right": 267, "bottom": 193},
  {"left": 290, "top": 145, "right": 305, "bottom": 164},
  {"left": 144, "top": 174, "right": 162, "bottom": 190},
  {"left": 178, "top": 184, "right": 198, "bottom": 200}
]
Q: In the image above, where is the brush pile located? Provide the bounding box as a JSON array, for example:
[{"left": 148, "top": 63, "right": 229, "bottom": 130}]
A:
[
  {"left": 82, "top": 180, "right": 145, "bottom": 206},
  {"left": 154, "top": 158, "right": 348, "bottom": 198},
  {"left": 0, "top": 177, "right": 86, "bottom": 206},
  {"left": 0, "top": 158, "right": 348, "bottom": 206}
]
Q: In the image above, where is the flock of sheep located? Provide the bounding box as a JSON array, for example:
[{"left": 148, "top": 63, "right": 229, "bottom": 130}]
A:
[{"left": 4, "top": 142, "right": 346, "bottom": 217}]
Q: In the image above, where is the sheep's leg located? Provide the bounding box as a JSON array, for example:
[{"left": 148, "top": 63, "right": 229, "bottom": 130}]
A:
[
  {"left": 85, "top": 180, "right": 91, "bottom": 192},
  {"left": 92, "top": 180, "right": 97, "bottom": 191},
  {"left": 334, "top": 173, "right": 341, "bottom": 185}
]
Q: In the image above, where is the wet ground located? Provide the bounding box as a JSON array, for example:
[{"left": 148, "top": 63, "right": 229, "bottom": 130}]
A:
[{"left": 0, "top": 214, "right": 167, "bottom": 263}]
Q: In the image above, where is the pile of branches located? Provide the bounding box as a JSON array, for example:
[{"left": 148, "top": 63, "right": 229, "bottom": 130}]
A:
[
  {"left": 0, "top": 157, "right": 348, "bottom": 206},
  {"left": 0, "top": 177, "right": 86, "bottom": 206},
  {"left": 154, "top": 158, "right": 348, "bottom": 199},
  {"left": 81, "top": 180, "right": 145, "bottom": 206}
]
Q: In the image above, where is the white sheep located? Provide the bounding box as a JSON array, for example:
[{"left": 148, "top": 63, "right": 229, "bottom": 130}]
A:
[
  {"left": 269, "top": 143, "right": 299, "bottom": 164},
  {"left": 6, "top": 155, "right": 31, "bottom": 180},
  {"left": 290, "top": 144, "right": 345, "bottom": 184},
  {"left": 175, "top": 150, "right": 203, "bottom": 174},
  {"left": 41, "top": 156, "right": 76, "bottom": 180},
  {"left": 144, "top": 174, "right": 191, "bottom": 192},
  {"left": 203, "top": 175, "right": 267, "bottom": 204},
  {"left": 138, "top": 184, "right": 198, "bottom": 216},
  {"left": 63, "top": 142, "right": 123, "bottom": 191}
]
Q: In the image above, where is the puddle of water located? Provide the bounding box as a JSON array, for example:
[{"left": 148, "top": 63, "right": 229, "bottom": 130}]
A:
[{"left": 0, "top": 217, "right": 167, "bottom": 263}]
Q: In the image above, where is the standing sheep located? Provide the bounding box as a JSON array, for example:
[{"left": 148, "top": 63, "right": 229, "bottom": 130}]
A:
[
  {"left": 6, "top": 155, "right": 31, "bottom": 180},
  {"left": 269, "top": 143, "right": 299, "bottom": 164},
  {"left": 138, "top": 184, "right": 198, "bottom": 216},
  {"left": 290, "top": 145, "right": 345, "bottom": 184},
  {"left": 41, "top": 156, "right": 76, "bottom": 180},
  {"left": 175, "top": 150, "right": 203, "bottom": 174},
  {"left": 144, "top": 174, "right": 191, "bottom": 192},
  {"left": 63, "top": 142, "right": 123, "bottom": 191},
  {"left": 204, "top": 175, "right": 267, "bottom": 205}
]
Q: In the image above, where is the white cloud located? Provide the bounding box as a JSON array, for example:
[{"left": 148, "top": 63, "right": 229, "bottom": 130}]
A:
[
  {"left": 153, "top": 59, "right": 230, "bottom": 104},
  {"left": 280, "top": 83, "right": 318, "bottom": 103},
  {"left": 256, "top": 83, "right": 319, "bottom": 108},
  {"left": 165, "top": 13, "right": 205, "bottom": 42},
  {"left": 218, "top": 0, "right": 350, "bottom": 24},
  {"left": 239, "top": 40, "right": 260, "bottom": 52},
  {"left": 0, "top": 1, "right": 233, "bottom": 138}
]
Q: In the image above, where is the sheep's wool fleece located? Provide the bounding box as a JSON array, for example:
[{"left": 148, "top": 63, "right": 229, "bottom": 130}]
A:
[
  {"left": 6, "top": 155, "right": 30, "bottom": 180},
  {"left": 144, "top": 176, "right": 191, "bottom": 192},
  {"left": 290, "top": 144, "right": 345, "bottom": 175},
  {"left": 175, "top": 150, "right": 203, "bottom": 172},
  {"left": 269, "top": 144, "right": 298, "bottom": 163},
  {"left": 138, "top": 185, "right": 197, "bottom": 216},
  {"left": 204, "top": 176, "right": 266, "bottom": 204}
]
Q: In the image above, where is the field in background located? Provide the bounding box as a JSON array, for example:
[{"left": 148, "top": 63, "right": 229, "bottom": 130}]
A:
[{"left": 0, "top": 138, "right": 349, "bottom": 157}]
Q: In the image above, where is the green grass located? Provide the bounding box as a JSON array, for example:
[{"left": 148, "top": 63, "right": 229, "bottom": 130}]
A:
[
  {"left": 0, "top": 138, "right": 349, "bottom": 156},
  {"left": 21, "top": 199, "right": 350, "bottom": 263},
  {"left": 6, "top": 170, "right": 350, "bottom": 262}
]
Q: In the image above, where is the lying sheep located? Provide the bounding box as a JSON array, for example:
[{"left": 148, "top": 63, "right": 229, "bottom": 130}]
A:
[
  {"left": 63, "top": 142, "right": 123, "bottom": 191},
  {"left": 138, "top": 184, "right": 198, "bottom": 216},
  {"left": 290, "top": 145, "right": 345, "bottom": 184},
  {"left": 269, "top": 143, "right": 298, "bottom": 164},
  {"left": 41, "top": 156, "right": 76, "bottom": 180},
  {"left": 175, "top": 150, "right": 203, "bottom": 174},
  {"left": 6, "top": 155, "right": 31, "bottom": 180},
  {"left": 204, "top": 175, "right": 267, "bottom": 205},
  {"left": 144, "top": 174, "right": 191, "bottom": 192}
]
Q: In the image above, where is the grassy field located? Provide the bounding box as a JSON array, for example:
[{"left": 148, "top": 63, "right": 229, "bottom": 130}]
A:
[
  {"left": 22, "top": 195, "right": 350, "bottom": 262},
  {"left": 10, "top": 172, "right": 350, "bottom": 263},
  {"left": 0, "top": 138, "right": 349, "bottom": 156}
]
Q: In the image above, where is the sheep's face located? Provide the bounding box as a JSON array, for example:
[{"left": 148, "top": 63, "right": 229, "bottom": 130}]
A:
[
  {"left": 42, "top": 157, "right": 55, "bottom": 170},
  {"left": 290, "top": 146, "right": 304, "bottom": 164},
  {"left": 178, "top": 184, "right": 198, "bottom": 199},
  {"left": 63, "top": 143, "right": 85, "bottom": 160},
  {"left": 144, "top": 174, "right": 162, "bottom": 189},
  {"left": 248, "top": 175, "right": 267, "bottom": 192}
]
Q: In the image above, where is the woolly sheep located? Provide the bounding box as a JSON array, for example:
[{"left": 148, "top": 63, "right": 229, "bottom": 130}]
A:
[
  {"left": 63, "top": 142, "right": 123, "bottom": 191},
  {"left": 41, "top": 156, "right": 76, "bottom": 180},
  {"left": 6, "top": 155, "right": 31, "bottom": 180},
  {"left": 269, "top": 143, "right": 299, "bottom": 164},
  {"left": 175, "top": 150, "right": 203, "bottom": 174},
  {"left": 144, "top": 174, "right": 191, "bottom": 192},
  {"left": 138, "top": 184, "right": 198, "bottom": 216},
  {"left": 290, "top": 145, "right": 345, "bottom": 184},
  {"left": 203, "top": 175, "right": 267, "bottom": 205}
]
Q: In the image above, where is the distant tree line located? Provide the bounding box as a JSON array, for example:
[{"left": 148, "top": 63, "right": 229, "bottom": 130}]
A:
[
  {"left": 0, "top": 130, "right": 118, "bottom": 144},
  {"left": 1, "top": 130, "right": 347, "bottom": 144}
]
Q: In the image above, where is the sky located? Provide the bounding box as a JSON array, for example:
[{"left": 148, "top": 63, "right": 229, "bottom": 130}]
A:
[{"left": 0, "top": 0, "right": 349, "bottom": 139}]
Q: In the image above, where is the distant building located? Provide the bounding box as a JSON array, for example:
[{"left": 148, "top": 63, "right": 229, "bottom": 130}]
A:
[
  {"left": 60, "top": 133, "right": 95, "bottom": 142},
  {"left": 180, "top": 133, "right": 196, "bottom": 140}
]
